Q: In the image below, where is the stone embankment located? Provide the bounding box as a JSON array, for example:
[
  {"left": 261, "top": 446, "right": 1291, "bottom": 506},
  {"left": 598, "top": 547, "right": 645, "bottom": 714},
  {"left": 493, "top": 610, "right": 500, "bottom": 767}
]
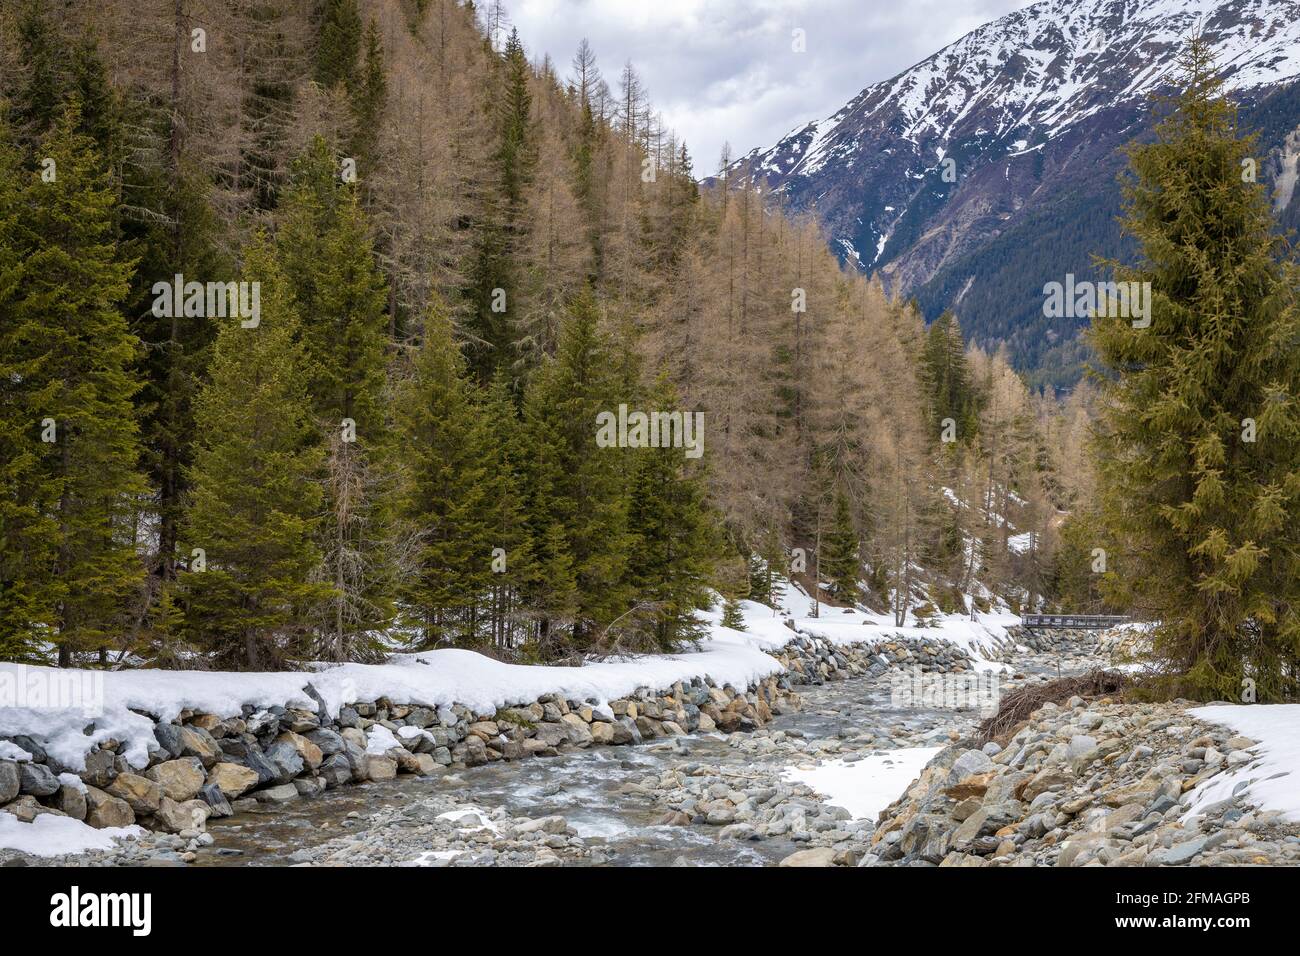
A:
[
  {"left": 0, "top": 629, "right": 976, "bottom": 862},
  {"left": 866, "top": 696, "right": 1300, "bottom": 866}
]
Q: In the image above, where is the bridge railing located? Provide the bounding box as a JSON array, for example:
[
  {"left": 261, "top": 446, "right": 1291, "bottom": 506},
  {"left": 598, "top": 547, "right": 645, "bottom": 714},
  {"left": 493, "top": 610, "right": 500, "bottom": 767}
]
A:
[{"left": 1020, "top": 614, "right": 1132, "bottom": 629}]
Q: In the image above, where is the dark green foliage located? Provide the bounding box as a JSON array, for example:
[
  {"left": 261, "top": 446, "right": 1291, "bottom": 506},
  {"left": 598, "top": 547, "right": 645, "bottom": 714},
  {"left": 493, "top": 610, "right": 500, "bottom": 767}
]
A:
[
  {"left": 182, "top": 236, "right": 328, "bottom": 669},
  {"left": 393, "top": 298, "right": 494, "bottom": 646},
  {"left": 622, "top": 374, "right": 718, "bottom": 650},
  {"left": 316, "top": 0, "right": 363, "bottom": 90},
  {"left": 521, "top": 290, "right": 633, "bottom": 649},
  {"left": 919, "top": 311, "right": 980, "bottom": 443},
  {"left": 1092, "top": 39, "right": 1300, "bottom": 701},
  {"left": 821, "top": 492, "right": 859, "bottom": 604},
  {"left": 7, "top": 103, "right": 147, "bottom": 665}
]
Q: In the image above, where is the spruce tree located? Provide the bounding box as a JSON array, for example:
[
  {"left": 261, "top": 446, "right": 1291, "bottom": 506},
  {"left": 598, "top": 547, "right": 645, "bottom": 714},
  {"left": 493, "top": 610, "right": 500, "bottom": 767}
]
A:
[
  {"left": 349, "top": 19, "right": 387, "bottom": 167},
  {"left": 476, "top": 372, "right": 537, "bottom": 651},
  {"left": 277, "top": 137, "right": 393, "bottom": 660},
  {"left": 920, "top": 311, "right": 979, "bottom": 443},
  {"left": 12, "top": 102, "right": 146, "bottom": 666},
  {"left": 522, "top": 290, "right": 633, "bottom": 650},
  {"left": 316, "top": 0, "right": 363, "bottom": 90},
  {"left": 0, "top": 113, "right": 55, "bottom": 660},
  {"left": 1091, "top": 38, "right": 1300, "bottom": 700},
  {"left": 182, "top": 235, "right": 327, "bottom": 669},
  {"left": 393, "top": 298, "right": 492, "bottom": 647},
  {"left": 464, "top": 28, "right": 537, "bottom": 381},
  {"left": 623, "top": 374, "right": 719, "bottom": 651},
  {"left": 821, "top": 491, "right": 860, "bottom": 604}
]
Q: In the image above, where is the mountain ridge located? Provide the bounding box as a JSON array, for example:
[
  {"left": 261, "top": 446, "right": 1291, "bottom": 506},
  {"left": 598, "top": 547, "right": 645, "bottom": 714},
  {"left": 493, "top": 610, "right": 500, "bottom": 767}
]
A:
[{"left": 719, "top": 0, "right": 1300, "bottom": 386}]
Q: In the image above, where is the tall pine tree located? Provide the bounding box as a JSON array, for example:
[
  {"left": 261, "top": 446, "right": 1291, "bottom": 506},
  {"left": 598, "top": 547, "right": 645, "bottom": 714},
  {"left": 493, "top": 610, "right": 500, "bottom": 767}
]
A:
[
  {"left": 1092, "top": 38, "right": 1300, "bottom": 701},
  {"left": 393, "top": 297, "right": 493, "bottom": 647},
  {"left": 14, "top": 101, "right": 146, "bottom": 666},
  {"left": 183, "top": 235, "right": 327, "bottom": 669},
  {"left": 522, "top": 290, "right": 632, "bottom": 651}
]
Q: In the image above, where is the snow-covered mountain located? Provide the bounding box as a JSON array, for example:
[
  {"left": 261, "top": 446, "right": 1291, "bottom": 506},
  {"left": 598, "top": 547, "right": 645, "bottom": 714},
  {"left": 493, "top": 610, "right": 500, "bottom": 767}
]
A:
[{"left": 722, "top": 0, "right": 1300, "bottom": 385}]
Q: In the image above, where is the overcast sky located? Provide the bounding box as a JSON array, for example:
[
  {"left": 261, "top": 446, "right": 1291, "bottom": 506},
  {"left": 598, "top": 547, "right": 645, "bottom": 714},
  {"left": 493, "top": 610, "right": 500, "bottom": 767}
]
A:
[{"left": 508, "top": 0, "right": 1038, "bottom": 170}]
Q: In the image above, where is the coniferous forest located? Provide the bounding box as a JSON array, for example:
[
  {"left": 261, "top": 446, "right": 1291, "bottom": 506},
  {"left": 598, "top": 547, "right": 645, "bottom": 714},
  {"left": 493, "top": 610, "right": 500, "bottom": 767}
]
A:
[
  {"left": 0, "top": 0, "right": 1084, "bottom": 672},
  {"left": 1, "top": 0, "right": 1296, "bottom": 709}
]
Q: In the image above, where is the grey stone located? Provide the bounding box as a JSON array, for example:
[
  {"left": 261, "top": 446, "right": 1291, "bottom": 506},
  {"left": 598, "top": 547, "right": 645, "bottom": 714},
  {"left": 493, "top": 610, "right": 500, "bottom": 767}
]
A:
[
  {"left": 152, "top": 723, "right": 185, "bottom": 759},
  {"left": 1164, "top": 837, "right": 1210, "bottom": 865},
  {"left": 263, "top": 740, "right": 304, "bottom": 784},
  {"left": 305, "top": 728, "right": 345, "bottom": 757},
  {"left": 947, "top": 749, "right": 993, "bottom": 784},
  {"left": 0, "top": 761, "right": 19, "bottom": 804},
  {"left": 56, "top": 783, "right": 88, "bottom": 821},
  {"left": 5, "top": 736, "right": 46, "bottom": 763},
  {"left": 253, "top": 783, "right": 299, "bottom": 804},
  {"left": 198, "top": 783, "right": 233, "bottom": 818},
  {"left": 19, "top": 761, "right": 60, "bottom": 797},
  {"left": 80, "top": 748, "right": 118, "bottom": 788},
  {"left": 318, "top": 753, "right": 352, "bottom": 788}
]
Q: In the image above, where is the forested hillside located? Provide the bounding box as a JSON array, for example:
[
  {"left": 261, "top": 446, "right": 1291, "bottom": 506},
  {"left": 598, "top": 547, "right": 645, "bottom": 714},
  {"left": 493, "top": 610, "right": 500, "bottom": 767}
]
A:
[{"left": 0, "top": 0, "right": 1083, "bottom": 671}]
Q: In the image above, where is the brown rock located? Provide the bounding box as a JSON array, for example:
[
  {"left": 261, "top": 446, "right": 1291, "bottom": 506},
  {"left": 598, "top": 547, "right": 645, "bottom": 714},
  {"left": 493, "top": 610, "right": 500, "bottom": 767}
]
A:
[
  {"left": 154, "top": 796, "right": 211, "bottom": 834},
  {"left": 274, "top": 731, "right": 323, "bottom": 771},
  {"left": 84, "top": 785, "right": 135, "bottom": 829},
  {"left": 206, "top": 762, "right": 260, "bottom": 799},
  {"left": 946, "top": 771, "right": 998, "bottom": 801},
  {"left": 178, "top": 726, "right": 222, "bottom": 767},
  {"left": 145, "top": 758, "right": 206, "bottom": 802},
  {"left": 106, "top": 772, "right": 162, "bottom": 815}
]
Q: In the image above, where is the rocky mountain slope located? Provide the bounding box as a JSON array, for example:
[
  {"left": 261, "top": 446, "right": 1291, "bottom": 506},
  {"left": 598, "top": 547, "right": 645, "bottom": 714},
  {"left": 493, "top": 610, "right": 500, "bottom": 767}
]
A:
[{"left": 722, "top": 0, "right": 1300, "bottom": 386}]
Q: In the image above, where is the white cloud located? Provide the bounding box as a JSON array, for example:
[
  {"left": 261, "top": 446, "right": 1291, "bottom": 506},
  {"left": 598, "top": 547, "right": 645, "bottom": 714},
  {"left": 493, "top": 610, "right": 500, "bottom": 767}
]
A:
[{"left": 508, "top": 0, "right": 1036, "bottom": 171}]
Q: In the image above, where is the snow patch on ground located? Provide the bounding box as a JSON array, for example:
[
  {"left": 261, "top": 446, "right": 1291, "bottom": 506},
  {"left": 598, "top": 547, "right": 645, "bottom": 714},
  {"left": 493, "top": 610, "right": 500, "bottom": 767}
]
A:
[
  {"left": 0, "top": 812, "right": 143, "bottom": 857},
  {"left": 786, "top": 746, "right": 944, "bottom": 821},
  {"left": 1185, "top": 704, "right": 1300, "bottom": 822},
  {"left": 0, "top": 616, "right": 785, "bottom": 773}
]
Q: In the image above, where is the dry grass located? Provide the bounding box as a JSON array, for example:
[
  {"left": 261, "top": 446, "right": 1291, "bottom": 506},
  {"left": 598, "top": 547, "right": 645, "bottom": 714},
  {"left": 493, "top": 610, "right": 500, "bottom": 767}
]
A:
[{"left": 978, "top": 669, "right": 1132, "bottom": 745}]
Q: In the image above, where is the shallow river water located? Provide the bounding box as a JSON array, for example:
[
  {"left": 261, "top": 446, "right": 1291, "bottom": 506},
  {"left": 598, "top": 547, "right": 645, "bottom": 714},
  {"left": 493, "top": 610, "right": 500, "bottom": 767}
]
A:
[{"left": 193, "top": 668, "right": 994, "bottom": 867}]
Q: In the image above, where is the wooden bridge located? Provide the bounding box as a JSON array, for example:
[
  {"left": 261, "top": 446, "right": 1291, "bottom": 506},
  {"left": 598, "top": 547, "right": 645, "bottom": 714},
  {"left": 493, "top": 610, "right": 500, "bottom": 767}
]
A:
[{"left": 1020, "top": 614, "right": 1131, "bottom": 629}]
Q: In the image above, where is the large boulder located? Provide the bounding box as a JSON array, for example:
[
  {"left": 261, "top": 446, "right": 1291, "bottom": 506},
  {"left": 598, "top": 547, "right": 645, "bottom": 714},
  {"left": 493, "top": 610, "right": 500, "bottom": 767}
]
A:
[
  {"left": 367, "top": 756, "right": 397, "bottom": 781},
  {"left": 220, "top": 740, "right": 279, "bottom": 787},
  {"left": 80, "top": 747, "right": 119, "bottom": 788},
  {"left": 83, "top": 785, "right": 135, "bottom": 829},
  {"left": 304, "top": 728, "right": 345, "bottom": 757},
  {"left": 19, "top": 761, "right": 60, "bottom": 797},
  {"left": 106, "top": 772, "right": 163, "bottom": 815},
  {"left": 178, "top": 726, "right": 222, "bottom": 768},
  {"left": 56, "top": 782, "right": 88, "bottom": 821},
  {"left": 154, "top": 796, "right": 211, "bottom": 834},
  {"left": 274, "top": 731, "right": 323, "bottom": 771},
  {"left": 559, "top": 713, "right": 593, "bottom": 746},
  {"left": 0, "top": 760, "right": 20, "bottom": 803},
  {"left": 145, "top": 758, "right": 206, "bottom": 802},
  {"left": 206, "top": 762, "right": 260, "bottom": 799},
  {"left": 198, "top": 783, "right": 233, "bottom": 818},
  {"left": 263, "top": 739, "right": 305, "bottom": 784},
  {"left": 318, "top": 753, "right": 352, "bottom": 788},
  {"left": 152, "top": 723, "right": 185, "bottom": 760}
]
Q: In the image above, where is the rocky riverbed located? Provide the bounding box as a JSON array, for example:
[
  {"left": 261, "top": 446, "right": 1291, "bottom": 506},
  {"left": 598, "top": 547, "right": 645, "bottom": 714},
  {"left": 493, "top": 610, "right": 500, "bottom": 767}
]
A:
[
  {"left": 868, "top": 695, "right": 1300, "bottom": 867},
  {"left": 5, "top": 625, "right": 1292, "bottom": 867},
  {"left": 5, "top": 640, "right": 1061, "bottom": 867}
]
